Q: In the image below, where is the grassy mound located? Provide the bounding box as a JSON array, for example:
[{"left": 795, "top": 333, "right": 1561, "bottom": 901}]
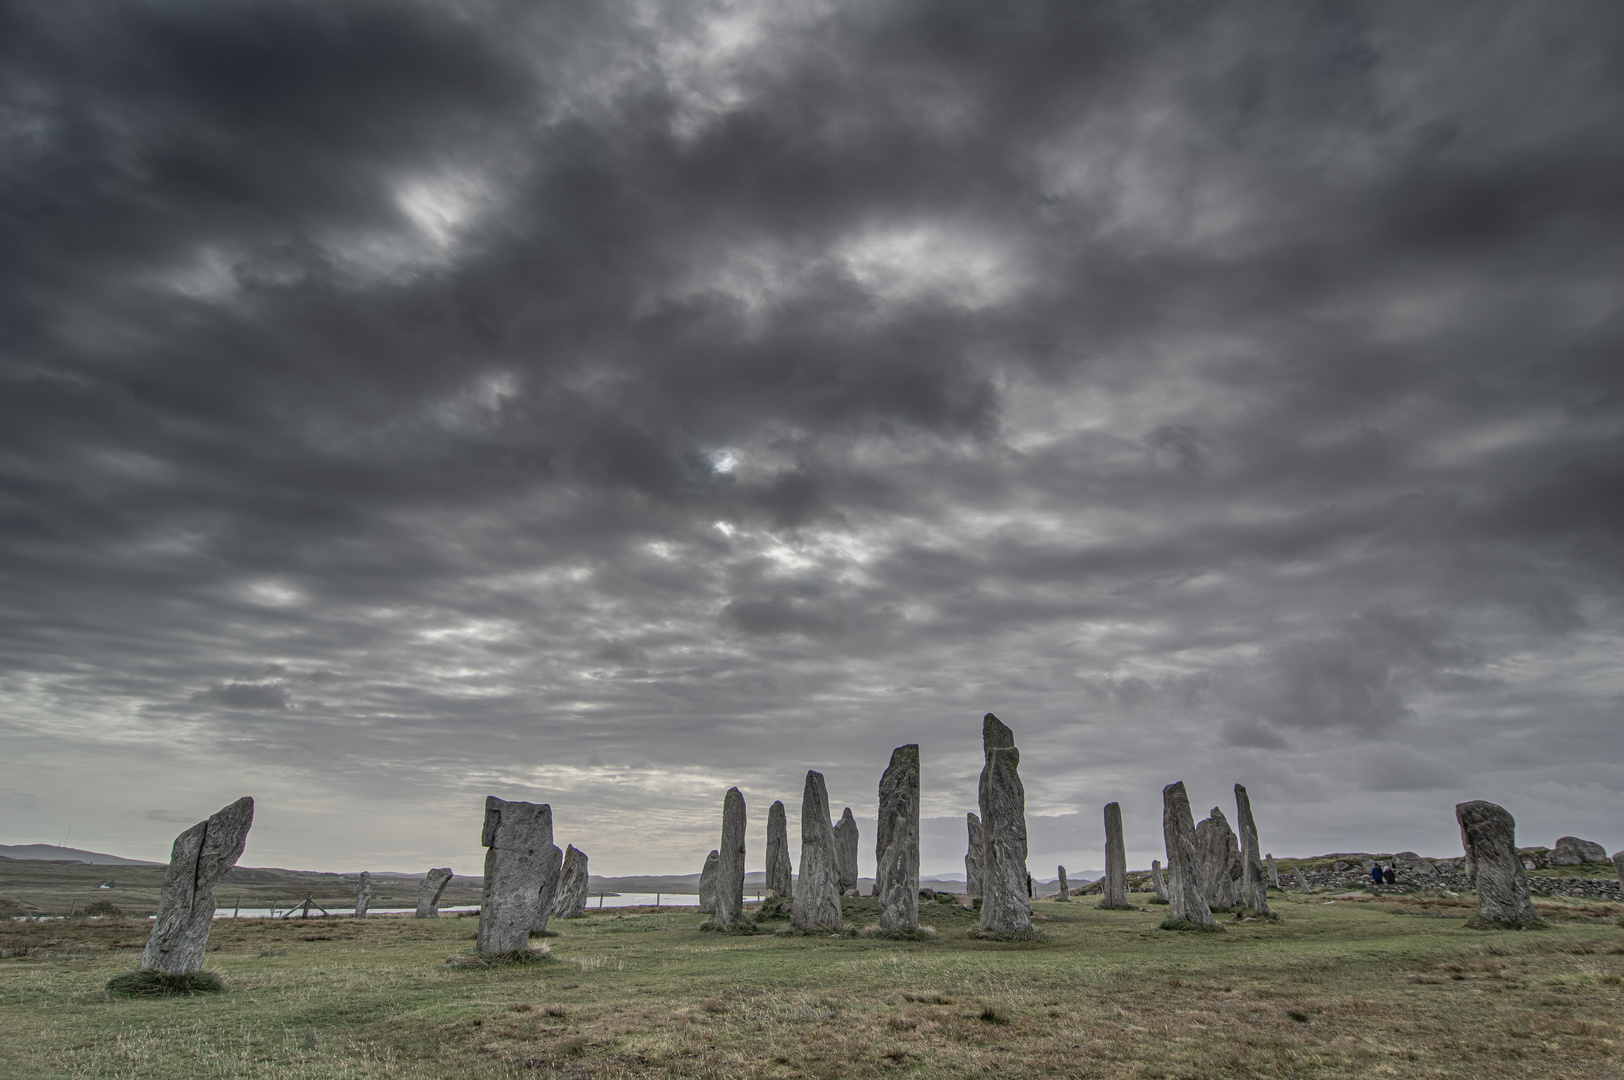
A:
[
  {"left": 1159, "top": 917, "right": 1225, "bottom": 933},
  {"left": 699, "top": 918, "right": 763, "bottom": 934},
  {"left": 106, "top": 969, "right": 224, "bottom": 996},
  {"left": 862, "top": 925, "right": 937, "bottom": 941}
]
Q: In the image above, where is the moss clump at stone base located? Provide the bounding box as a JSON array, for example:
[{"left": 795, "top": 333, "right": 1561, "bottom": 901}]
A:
[
  {"left": 1159, "top": 917, "right": 1225, "bottom": 933},
  {"left": 1098, "top": 902, "right": 1135, "bottom": 911},
  {"left": 699, "top": 918, "right": 763, "bottom": 934},
  {"left": 967, "top": 927, "right": 1047, "bottom": 942},
  {"left": 106, "top": 969, "right": 224, "bottom": 996},
  {"left": 754, "top": 896, "right": 792, "bottom": 920},
  {"left": 1464, "top": 914, "right": 1548, "bottom": 931},
  {"left": 773, "top": 925, "right": 859, "bottom": 937},
  {"left": 863, "top": 925, "right": 937, "bottom": 941},
  {"left": 444, "top": 947, "right": 554, "bottom": 968}
]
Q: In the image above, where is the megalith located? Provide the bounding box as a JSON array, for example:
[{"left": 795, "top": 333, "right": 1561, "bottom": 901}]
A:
[
  {"left": 1057, "top": 866, "right": 1070, "bottom": 901},
  {"left": 354, "top": 871, "right": 372, "bottom": 919},
  {"left": 139, "top": 796, "right": 254, "bottom": 975},
  {"left": 875, "top": 743, "right": 921, "bottom": 931},
  {"left": 715, "top": 787, "right": 748, "bottom": 927},
  {"left": 1553, "top": 836, "right": 1608, "bottom": 866},
  {"left": 1102, "top": 801, "right": 1131, "bottom": 909},
  {"left": 1295, "top": 866, "right": 1311, "bottom": 891},
  {"left": 1151, "top": 858, "right": 1169, "bottom": 901},
  {"left": 1161, "top": 782, "right": 1213, "bottom": 926},
  {"left": 978, "top": 713, "right": 1031, "bottom": 933},
  {"left": 833, "top": 807, "right": 860, "bottom": 895},
  {"left": 1194, "top": 806, "right": 1241, "bottom": 909},
  {"left": 766, "top": 800, "right": 794, "bottom": 896},
  {"left": 698, "top": 850, "right": 720, "bottom": 913},
  {"left": 1456, "top": 800, "right": 1538, "bottom": 926},
  {"left": 965, "top": 813, "right": 984, "bottom": 895},
  {"left": 477, "top": 797, "right": 562, "bottom": 953},
  {"left": 792, "top": 770, "right": 842, "bottom": 930},
  {"left": 1266, "top": 853, "right": 1281, "bottom": 890},
  {"left": 1613, "top": 849, "right": 1624, "bottom": 887},
  {"left": 552, "top": 845, "right": 590, "bottom": 919},
  {"left": 416, "top": 868, "right": 454, "bottom": 918},
  {"left": 1233, "top": 785, "right": 1270, "bottom": 914}
]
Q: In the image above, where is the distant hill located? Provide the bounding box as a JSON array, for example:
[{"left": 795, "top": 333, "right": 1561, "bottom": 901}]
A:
[{"left": 0, "top": 844, "right": 162, "bottom": 866}]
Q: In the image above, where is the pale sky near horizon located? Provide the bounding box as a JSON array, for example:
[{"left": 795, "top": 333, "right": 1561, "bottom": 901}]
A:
[{"left": 3, "top": 1, "right": 1622, "bottom": 879}]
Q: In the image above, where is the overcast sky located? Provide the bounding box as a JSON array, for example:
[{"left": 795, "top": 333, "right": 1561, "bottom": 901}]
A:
[{"left": 3, "top": 1, "right": 1622, "bottom": 879}]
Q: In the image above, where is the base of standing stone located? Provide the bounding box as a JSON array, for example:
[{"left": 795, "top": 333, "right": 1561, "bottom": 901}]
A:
[
  {"left": 106, "top": 970, "right": 224, "bottom": 996},
  {"left": 1097, "top": 901, "right": 1136, "bottom": 911},
  {"left": 1463, "top": 913, "right": 1548, "bottom": 931},
  {"left": 966, "top": 926, "right": 1047, "bottom": 942},
  {"left": 444, "top": 948, "right": 556, "bottom": 968},
  {"left": 1158, "top": 916, "right": 1226, "bottom": 933}
]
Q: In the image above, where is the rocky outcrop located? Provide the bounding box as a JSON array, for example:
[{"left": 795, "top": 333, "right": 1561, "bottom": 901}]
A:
[
  {"left": 552, "top": 845, "right": 590, "bottom": 919},
  {"left": 965, "top": 813, "right": 984, "bottom": 895},
  {"left": 354, "top": 871, "right": 372, "bottom": 919},
  {"left": 1457, "top": 800, "right": 1538, "bottom": 926},
  {"left": 715, "top": 788, "right": 747, "bottom": 927},
  {"left": 416, "top": 867, "right": 453, "bottom": 918},
  {"left": 139, "top": 796, "right": 255, "bottom": 974},
  {"left": 1233, "top": 785, "right": 1269, "bottom": 914},
  {"left": 793, "top": 771, "right": 843, "bottom": 930},
  {"left": 875, "top": 744, "right": 921, "bottom": 931},
  {"left": 1161, "top": 782, "right": 1213, "bottom": 926},
  {"left": 1554, "top": 836, "right": 1609, "bottom": 866},
  {"left": 697, "top": 850, "right": 720, "bottom": 914},
  {"left": 766, "top": 800, "right": 793, "bottom": 896},
  {"left": 477, "top": 797, "right": 562, "bottom": 952},
  {"left": 978, "top": 713, "right": 1031, "bottom": 934},
  {"left": 1101, "top": 802, "right": 1131, "bottom": 909},
  {"left": 834, "top": 808, "right": 860, "bottom": 894},
  {"left": 1194, "top": 806, "right": 1241, "bottom": 909}
]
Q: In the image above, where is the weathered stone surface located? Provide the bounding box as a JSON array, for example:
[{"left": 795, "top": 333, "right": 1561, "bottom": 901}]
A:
[
  {"left": 139, "top": 796, "right": 254, "bottom": 974},
  {"left": 1161, "top": 782, "right": 1213, "bottom": 926},
  {"left": 1102, "top": 802, "right": 1131, "bottom": 909},
  {"left": 1194, "top": 806, "right": 1242, "bottom": 909},
  {"left": 1295, "top": 866, "right": 1311, "bottom": 890},
  {"left": 833, "top": 807, "right": 860, "bottom": 894},
  {"left": 477, "top": 798, "right": 562, "bottom": 953},
  {"left": 552, "top": 845, "right": 590, "bottom": 920},
  {"left": 1151, "top": 859, "right": 1169, "bottom": 901},
  {"left": 792, "top": 771, "right": 842, "bottom": 930},
  {"left": 965, "top": 813, "right": 984, "bottom": 895},
  {"left": 1265, "top": 853, "right": 1281, "bottom": 889},
  {"left": 1613, "top": 850, "right": 1624, "bottom": 886},
  {"left": 1056, "top": 866, "right": 1070, "bottom": 900},
  {"left": 1391, "top": 851, "right": 1438, "bottom": 879},
  {"left": 415, "top": 867, "right": 453, "bottom": 918},
  {"left": 715, "top": 788, "right": 748, "bottom": 927},
  {"left": 875, "top": 744, "right": 921, "bottom": 932},
  {"left": 978, "top": 713, "right": 1031, "bottom": 934},
  {"left": 354, "top": 871, "right": 372, "bottom": 919},
  {"left": 1554, "top": 836, "right": 1609, "bottom": 866},
  {"left": 1233, "top": 785, "right": 1270, "bottom": 914},
  {"left": 1456, "top": 800, "right": 1538, "bottom": 925},
  {"left": 766, "top": 800, "right": 794, "bottom": 896},
  {"left": 697, "top": 850, "right": 720, "bottom": 914}
]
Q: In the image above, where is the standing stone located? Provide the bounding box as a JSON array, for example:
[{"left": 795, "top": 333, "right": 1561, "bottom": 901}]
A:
[
  {"left": 551, "top": 845, "right": 590, "bottom": 919},
  {"left": 1161, "top": 782, "right": 1214, "bottom": 926},
  {"left": 1266, "top": 853, "right": 1281, "bottom": 890},
  {"left": 875, "top": 744, "right": 921, "bottom": 931},
  {"left": 965, "top": 813, "right": 984, "bottom": 895},
  {"left": 978, "top": 713, "right": 1031, "bottom": 933},
  {"left": 766, "top": 800, "right": 794, "bottom": 897},
  {"left": 1194, "top": 806, "right": 1241, "bottom": 909},
  {"left": 1102, "top": 801, "right": 1131, "bottom": 909},
  {"left": 1456, "top": 800, "right": 1538, "bottom": 926},
  {"left": 792, "top": 770, "right": 842, "bottom": 930},
  {"left": 1057, "top": 866, "right": 1070, "bottom": 901},
  {"left": 416, "top": 867, "right": 453, "bottom": 918},
  {"left": 139, "top": 796, "right": 254, "bottom": 975},
  {"left": 1612, "top": 849, "right": 1624, "bottom": 887},
  {"left": 833, "top": 807, "right": 860, "bottom": 895},
  {"left": 1233, "top": 785, "right": 1270, "bottom": 914},
  {"left": 715, "top": 788, "right": 748, "bottom": 927},
  {"left": 1553, "top": 836, "right": 1609, "bottom": 866},
  {"left": 697, "top": 850, "right": 720, "bottom": 914},
  {"left": 1151, "top": 859, "right": 1169, "bottom": 901},
  {"left": 354, "top": 871, "right": 372, "bottom": 919},
  {"left": 477, "top": 798, "right": 562, "bottom": 953},
  {"left": 1295, "top": 866, "right": 1311, "bottom": 890}
]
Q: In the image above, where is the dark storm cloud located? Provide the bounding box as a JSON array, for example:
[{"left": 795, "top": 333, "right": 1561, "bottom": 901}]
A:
[{"left": 3, "top": 0, "right": 1624, "bottom": 871}]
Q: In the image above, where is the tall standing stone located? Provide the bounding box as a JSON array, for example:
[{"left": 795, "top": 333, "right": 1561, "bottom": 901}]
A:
[
  {"left": 416, "top": 867, "right": 453, "bottom": 918},
  {"left": 1233, "top": 785, "right": 1270, "bottom": 914},
  {"left": 1151, "top": 859, "right": 1169, "bottom": 901},
  {"left": 552, "top": 845, "right": 590, "bottom": 919},
  {"left": 875, "top": 744, "right": 921, "bottom": 931},
  {"left": 698, "top": 850, "right": 720, "bottom": 913},
  {"left": 766, "top": 800, "right": 793, "bottom": 896},
  {"left": 715, "top": 788, "right": 748, "bottom": 927},
  {"left": 978, "top": 713, "right": 1031, "bottom": 933},
  {"left": 1194, "top": 806, "right": 1241, "bottom": 909},
  {"left": 1266, "top": 853, "right": 1281, "bottom": 890},
  {"left": 1456, "top": 800, "right": 1538, "bottom": 926},
  {"left": 833, "top": 807, "right": 860, "bottom": 895},
  {"left": 1102, "top": 801, "right": 1131, "bottom": 909},
  {"left": 1161, "top": 782, "right": 1214, "bottom": 926},
  {"left": 354, "top": 871, "right": 372, "bottom": 919},
  {"left": 1613, "top": 849, "right": 1624, "bottom": 888},
  {"left": 477, "top": 798, "right": 562, "bottom": 953},
  {"left": 1057, "top": 866, "right": 1070, "bottom": 900},
  {"left": 965, "top": 813, "right": 984, "bottom": 895},
  {"left": 1295, "top": 866, "right": 1311, "bottom": 891},
  {"left": 139, "top": 796, "right": 254, "bottom": 975},
  {"left": 792, "top": 770, "right": 842, "bottom": 930}
]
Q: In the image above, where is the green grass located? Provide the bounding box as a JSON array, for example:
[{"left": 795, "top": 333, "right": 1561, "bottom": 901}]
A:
[
  {"left": 2, "top": 892, "right": 1623, "bottom": 1078},
  {"left": 104, "top": 970, "right": 224, "bottom": 996}
]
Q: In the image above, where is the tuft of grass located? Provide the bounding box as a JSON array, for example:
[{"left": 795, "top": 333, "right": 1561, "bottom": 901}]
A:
[
  {"left": 543, "top": 1004, "right": 567, "bottom": 1017},
  {"left": 967, "top": 927, "right": 1047, "bottom": 942},
  {"left": 902, "top": 991, "right": 954, "bottom": 1004},
  {"left": 1148, "top": 895, "right": 1170, "bottom": 904},
  {"left": 1286, "top": 1010, "right": 1310, "bottom": 1023},
  {"left": 979, "top": 1004, "right": 1011, "bottom": 1024},
  {"left": 1159, "top": 916, "right": 1226, "bottom": 933},
  {"left": 1465, "top": 914, "right": 1549, "bottom": 931},
  {"left": 444, "top": 947, "right": 554, "bottom": 967},
  {"left": 862, "top": 925, "right": 937, "bottom": 940},
  {"left": 105, "top": 969, "right": 224, "bottom": 996},
  {"left": 699, "top": 917, "right": 763, "bottom": 934}
]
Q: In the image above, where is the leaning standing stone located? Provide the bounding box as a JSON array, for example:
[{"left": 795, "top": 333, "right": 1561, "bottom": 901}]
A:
[
  {"left": 139, "top": 796, "right": 254, "bottom": 975},
  {"left": 1295, "top": 866, "right": 1311, "bottom": 891},
  {"left": 698, "top": 850, "right": 720, "bottom": 914},
  {"left": 1266, "top": 853, "right": 1281, "bottom": 890},
  {"left": 354, "top": 871, "right": 372, "bottom": 919},
  {"left": 965, "top": 813, "right": 984, "bottom": 896},
  {"left": 1194, "top": 806, "right": 1241, "bottom": 909},
  {"left": 875, "top": 744, "right": 921, "bottom": 932},
  {"left": 1161, "top": 782, "right": 1214, "bottom": 926},
  {"left": 1233, "top": 785, "right": 1270, "bottom": 914},
  {"left": 1056, "top": 866, "right": 1070, "bottom": 901},
  {"left": 552, "top": 845, "right": 590, "bottom": 919},
  {"left": 792, "top": 771, "right": 843, "bottom": 930},
  {"left": 978, "top": 713, "right": 1031, "bottom": 934},
  {"left": 416, "top": 867, "right": 453, "bottom": 918},
  {"left": 833, "top": 807, "right": 860, "bottom": 895},
  {"left": 1456, "top": 800, "right": 1538, "bottom": 926},
  {"left": 715, "top": 788, "right": 748, "bottom": 927},
  {"left": 766, "top": 800, "right": 794, "bottom": 896},
  {"left": 1151, "top": 859, "right": 1169, "bottom": 901},
  {"left": 1102, "top": 802, "right": 1131, "bottom": 909},
  {"left": 477, "top": 798, "right": 562, "bottom": 953}
]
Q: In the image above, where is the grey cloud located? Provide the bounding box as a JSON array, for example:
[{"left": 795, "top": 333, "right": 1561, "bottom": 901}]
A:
[{"left": 191, "top": 681, "right": 292, "bottom": 711}]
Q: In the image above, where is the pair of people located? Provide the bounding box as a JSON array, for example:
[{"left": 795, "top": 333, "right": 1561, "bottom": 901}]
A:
[{"left": 1371, "top": 863, "right": 1396, "bottom": 886}]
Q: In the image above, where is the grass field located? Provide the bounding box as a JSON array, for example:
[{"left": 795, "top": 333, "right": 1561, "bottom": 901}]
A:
[{"left": 2, "top": 890, "right": 1622, "bottom": 1079}]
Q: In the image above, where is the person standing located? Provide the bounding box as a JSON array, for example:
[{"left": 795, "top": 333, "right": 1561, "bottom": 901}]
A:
[{"left": 1370, "top": 863, "right": 1384, "bottom": 887}]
